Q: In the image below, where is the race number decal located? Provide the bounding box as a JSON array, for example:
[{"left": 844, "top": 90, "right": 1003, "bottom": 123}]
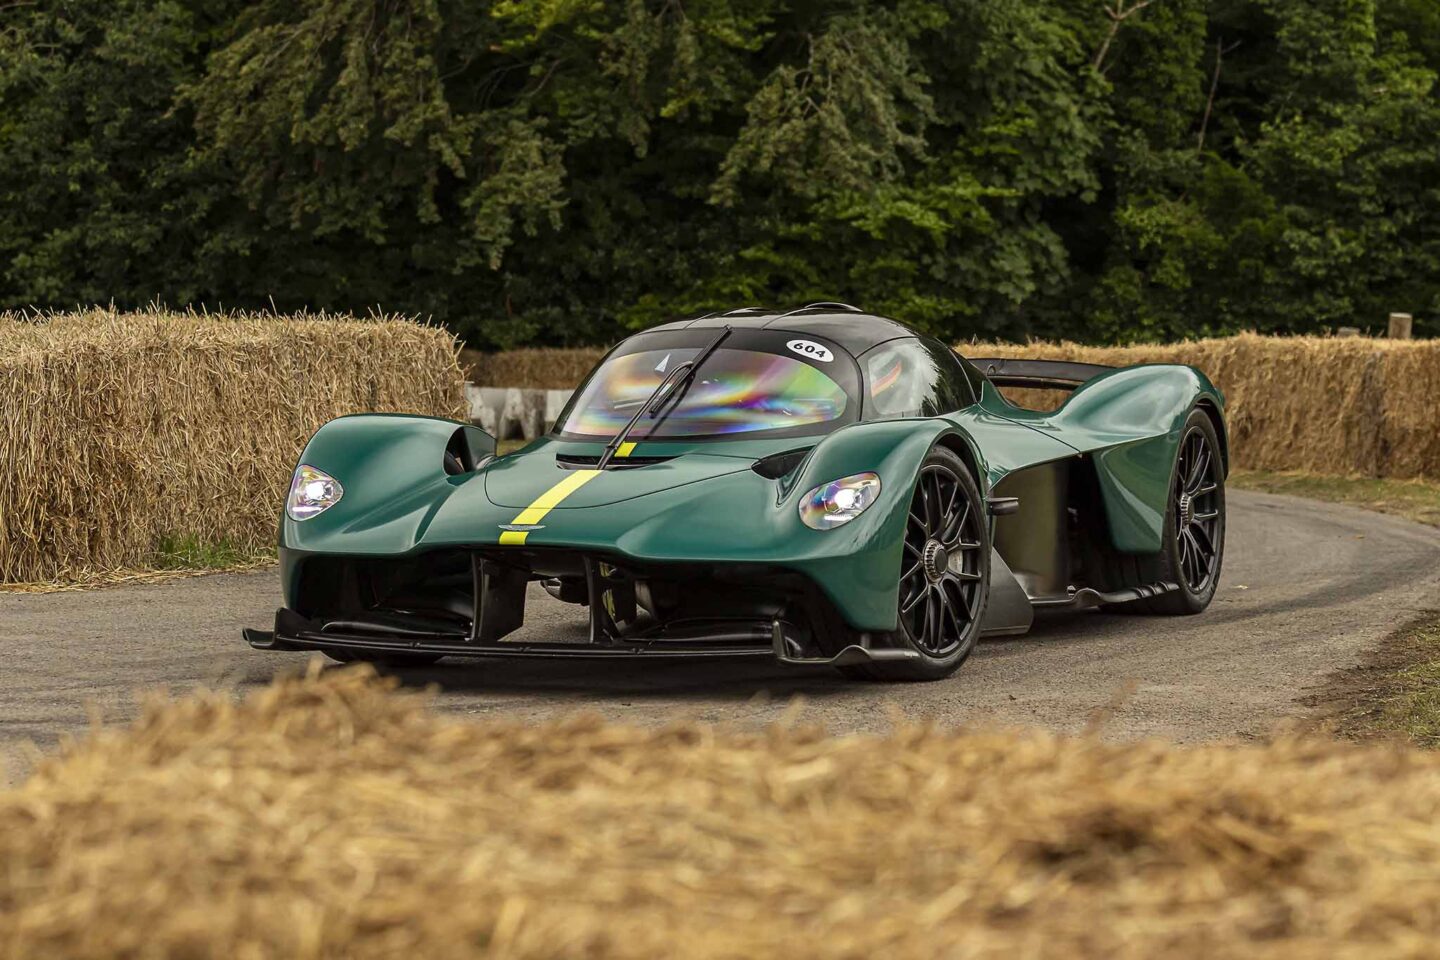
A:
[{"left": 786, "top": 339, "right": 833, "bottom": 363}]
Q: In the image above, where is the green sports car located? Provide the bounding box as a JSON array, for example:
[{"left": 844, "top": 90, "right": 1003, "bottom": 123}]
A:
[{"left": 244, "top": 303, "right": 1227, "bottom": 681}]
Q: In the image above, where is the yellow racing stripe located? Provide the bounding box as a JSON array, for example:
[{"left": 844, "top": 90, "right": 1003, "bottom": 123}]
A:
[
  {"left": 616, "top": 441, "right": 637, "bottom": 458},
  {"left": 498, "top": 469, "right": 602, "bottom": 545}
]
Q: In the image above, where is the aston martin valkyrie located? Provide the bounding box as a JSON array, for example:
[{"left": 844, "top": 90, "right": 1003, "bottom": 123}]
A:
[{"left": 244, "top": 303, "right": 1227, "bottom": 681}]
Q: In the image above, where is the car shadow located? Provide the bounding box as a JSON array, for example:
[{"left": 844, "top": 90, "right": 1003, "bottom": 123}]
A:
[
  {"left": 375, "top": 655, "right": 856, "bottom": 703},
  {"left": 365, "top": 607, "right": 1128, "bottom": 706},
  {"left": 358, "top": 589, "right": 861, "bottom": 703},
  {"left": 975, "top": 607, "right": 1161, "bottom": 656}
]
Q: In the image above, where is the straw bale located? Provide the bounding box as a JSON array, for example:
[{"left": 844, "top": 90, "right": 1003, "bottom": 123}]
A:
[
  {"left": 0, "top": 307, "right": 465, "bottom": 584},
  {"left": 4, "top": 665, "right": 1440, "bottom": 958},
  {"left": 463, "top": 347, "right": 605, "bottom": 390}
]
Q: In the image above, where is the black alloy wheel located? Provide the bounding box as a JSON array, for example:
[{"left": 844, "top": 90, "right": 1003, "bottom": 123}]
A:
[
  {"left": 900, "top": 462, "right": 985, "bottom": 657},
  {"left": 842, "top": 446, "right": 990, "bottom": 681},
  {"left": 1173, "top": 422, "right": 1222, "bottom": 595}
]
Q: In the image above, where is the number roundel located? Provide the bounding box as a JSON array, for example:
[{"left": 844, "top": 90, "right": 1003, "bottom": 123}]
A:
[{"left": 786, "top": 339, "right": 833, "bottom": 363}]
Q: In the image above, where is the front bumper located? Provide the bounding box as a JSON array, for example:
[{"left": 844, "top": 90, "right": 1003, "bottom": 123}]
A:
[
  {"left": 244, "top": 611, "right": 918, "bottom": 666},
  {"left": 244, "top": 548, "right": 921, "bottom": 668}
]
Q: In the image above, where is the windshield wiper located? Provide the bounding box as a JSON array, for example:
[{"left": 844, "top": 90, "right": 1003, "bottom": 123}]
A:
[
  {"left": 596, "top": 325, "right": 732, "bottom": 470},
  {"left": 649, "top": 325, "right": 734, "bottom": 422}
]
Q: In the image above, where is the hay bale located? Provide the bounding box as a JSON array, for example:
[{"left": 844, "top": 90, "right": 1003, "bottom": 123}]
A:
[
  {"left": 0, "top": 307, "right": 465, "bottom": 584},
  {"left": 463, "top": 347, "right": 605, "bottom": 389},
  {"left": 5, "top": 666, "right": 1440, "bottom": 958},
  {"left": 1374, "top": 340, "right": 1440, "bottom": 479}
]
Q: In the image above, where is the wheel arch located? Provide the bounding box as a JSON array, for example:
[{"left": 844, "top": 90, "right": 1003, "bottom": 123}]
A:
[
  {"left": 788, "top": 418, "right": 989, "bottom": 635},
  {"left": 1194, "top": 397, "right": 1229, "bottom": 476},
  {"left": 280, "top": 413, "right": 484, "bottom": 560},
  {"left": 933, "top": 429, "right": 986, "bottom": 492}
]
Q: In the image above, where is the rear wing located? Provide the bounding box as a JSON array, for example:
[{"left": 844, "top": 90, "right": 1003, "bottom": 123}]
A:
[{"left": 967, "top": 357, "right": 1114, "bottom": 391}]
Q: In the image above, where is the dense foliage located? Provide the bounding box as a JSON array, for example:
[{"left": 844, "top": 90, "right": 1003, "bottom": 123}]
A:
[{"left": 1, "top": 0, "right": 1437, "bottom": 347}]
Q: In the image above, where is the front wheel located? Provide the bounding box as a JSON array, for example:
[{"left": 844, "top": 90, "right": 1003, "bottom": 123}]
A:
[{"left": 841, "top": 446, "right": 990, "bottom": 682}]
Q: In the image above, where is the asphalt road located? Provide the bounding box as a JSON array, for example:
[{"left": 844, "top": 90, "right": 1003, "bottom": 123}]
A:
[{"left": 4, "top": 490, "right": 1439, "bottom": 782}]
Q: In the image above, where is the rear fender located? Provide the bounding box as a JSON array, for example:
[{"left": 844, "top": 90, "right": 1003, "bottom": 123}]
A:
[{"left": 1036, "top": 365, "right": 1225, "bottom": 553}]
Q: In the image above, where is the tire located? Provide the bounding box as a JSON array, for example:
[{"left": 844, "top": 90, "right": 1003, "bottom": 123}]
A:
[
  {"left": 1102, "top": 408, "right": 1226, "bottom": 615},
  {"left": 840, "top": 446, "right": 990, "bottom": 681},
  {"left": 322, "top": 648, "right": 446, "bottom": 668}
]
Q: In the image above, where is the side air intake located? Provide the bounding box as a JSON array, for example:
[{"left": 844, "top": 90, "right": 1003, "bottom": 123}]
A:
[{"left": 445, "top": 426, "right": 497, "bottom": 475}]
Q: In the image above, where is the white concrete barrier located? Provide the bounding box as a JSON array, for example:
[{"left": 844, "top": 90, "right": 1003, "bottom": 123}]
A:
[{"left": 464, "top": 384, "right": 575, "bottom": 440}]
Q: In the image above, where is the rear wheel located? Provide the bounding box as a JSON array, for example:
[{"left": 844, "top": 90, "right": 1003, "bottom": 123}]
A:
[
  {"left": 322, "top": 648, "right": 445, "bottom": 668},
  {"left": 1103, "top": 408, "right": 1225, "bottom": 615},
  {"left": 841, "top": 447, "right": 990, "bottom": 681}
]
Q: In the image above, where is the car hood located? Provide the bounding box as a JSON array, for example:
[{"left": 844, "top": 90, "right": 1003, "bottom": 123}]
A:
[{"left": 482, "top": 439, "right": 769, "bottom": 509}]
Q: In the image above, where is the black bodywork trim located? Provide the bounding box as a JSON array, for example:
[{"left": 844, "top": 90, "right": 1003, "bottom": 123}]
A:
[
  {"left": 650, "top": 309, "right": 920, "bottom": 354},
  {"left": 979, "top": 551, "right": 1033, "bottom": 637},
  {"left": 555, "top": 453, "right": 677, "bottom": 470},
  {"left": 1030, "top": 581, "right": 1180, "bottom": 609},
  {"left": 246, "top": 613, "right": 777, "bottom": 660},
  {"left": 967, "top": 358, "right": 1114, "bottom": 390},
  {"left": 771, "top": 621, "right": 921, "bottom": 666},
  {"left": 251, "top": 543, "right": 1045, "bottom": 661},
  {"left": 247, "top": 612, "right": 915, "bottom": 666}
]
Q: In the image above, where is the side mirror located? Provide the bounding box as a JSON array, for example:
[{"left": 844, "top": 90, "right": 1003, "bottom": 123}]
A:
[{"left": 462, "top": 425, "right": 497, "bottom": 462}]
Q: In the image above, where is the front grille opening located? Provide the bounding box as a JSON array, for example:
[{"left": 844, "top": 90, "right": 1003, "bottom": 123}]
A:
[
  {"left": 521, "top": 555, "right": 812, "bottom": 647},
  {"left": 295, "top": 551, "right": 475, "bottom": 638},
  {"left": 290, "top": 549, "right": 851, "bottom": 659}
]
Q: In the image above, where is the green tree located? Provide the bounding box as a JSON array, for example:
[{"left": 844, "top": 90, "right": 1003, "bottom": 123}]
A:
[
  {"left": 1084, "top": 0, "right": 1440, "bottom": 338},
  {"left": 0, "top": 1, "right": 231, "bottom": 306},
  {"left": 1, "top": 0, "right": 1438, "bottom": 346}
]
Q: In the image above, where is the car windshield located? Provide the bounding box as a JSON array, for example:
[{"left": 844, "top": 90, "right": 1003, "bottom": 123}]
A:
[{"left": 557, "top": 332, "right": 858, "bottom": 441}]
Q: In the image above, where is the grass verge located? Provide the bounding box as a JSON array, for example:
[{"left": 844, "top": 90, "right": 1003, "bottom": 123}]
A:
[
  {"left": 1368, "top": 619, "right": 1440, "bottom": 748},
  {"left": 1231, "top": 469, "right": 1440, "bottom": 527},
  {"left": 10, "top": 666, "right": 1440, "bottom": 958},
  {"left": 151, "top": 534, "right": 274, "bottom": 571},
  {"left": 0, "top": 536, "right": 275, "bottom": 595}
]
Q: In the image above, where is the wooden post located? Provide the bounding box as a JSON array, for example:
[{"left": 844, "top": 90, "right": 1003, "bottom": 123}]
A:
[{"left": 1388, "top": 313, "right": 1414, "bottom": 340}]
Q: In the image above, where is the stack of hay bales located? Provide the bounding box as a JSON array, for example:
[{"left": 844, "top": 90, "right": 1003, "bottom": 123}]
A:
[
  {"left": 6, "top": 666, "right": 1440, "bottom": 958},
  {"left": 461, "top": 347, "right": 605, "bottom": 390},
  {"left": 0, "top": 308, "right": 465, "bottom": 584}
]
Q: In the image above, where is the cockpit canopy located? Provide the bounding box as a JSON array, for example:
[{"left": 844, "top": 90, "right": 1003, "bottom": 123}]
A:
[
  {"left": 555, "top": 327, "right": 860, "bottom": 441},
  {"left": 553, "top": 310, "right": 987, "bottom": 442}
]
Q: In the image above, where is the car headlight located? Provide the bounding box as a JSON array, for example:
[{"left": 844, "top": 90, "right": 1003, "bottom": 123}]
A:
[
  {"left": 287, "top": 465, "right": 343, "bottom": 521},
  {"left": 799, "top": 472, "right": 881, "bottom": 530}
]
